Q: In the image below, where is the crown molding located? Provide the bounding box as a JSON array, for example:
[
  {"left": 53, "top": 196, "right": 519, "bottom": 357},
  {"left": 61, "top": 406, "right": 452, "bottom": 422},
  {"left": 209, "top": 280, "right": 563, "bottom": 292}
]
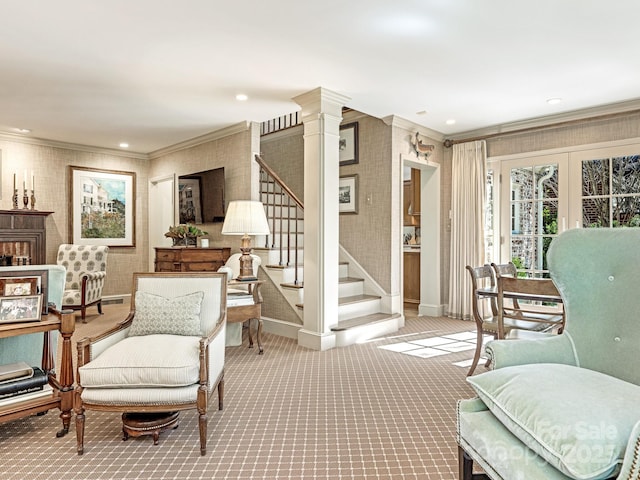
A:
[
  {"left": 446, "top": 98, "right": 640, "bottom": 142},
  {"left": 382, "top": 115, "right": 445, "bottom": 142},
  {"left": 0, "top": 132, "right": 149, "bottom": 159},
  {"left": 148, "top": 121, "right": 251, "bottom": 159}
]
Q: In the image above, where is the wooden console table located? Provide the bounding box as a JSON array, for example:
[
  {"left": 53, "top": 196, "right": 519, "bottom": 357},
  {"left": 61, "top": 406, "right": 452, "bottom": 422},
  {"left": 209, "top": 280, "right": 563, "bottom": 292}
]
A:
[
  {"left": 0, "top": 308, "right": 75, "bottom": 437},
  {"left": 227, "top": 280, "right": 264, "bottom": 354},
  {"left": 154, "top": 247, "right": 230, "bottom": 272}
]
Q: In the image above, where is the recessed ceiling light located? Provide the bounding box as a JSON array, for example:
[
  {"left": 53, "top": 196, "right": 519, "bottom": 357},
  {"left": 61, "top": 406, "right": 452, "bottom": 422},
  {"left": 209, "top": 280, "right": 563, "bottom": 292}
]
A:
[
  {"left": 547, "top": 97, "right": 563, "bottom": 105},
  {"left": 12, "top": 127, "right": 31, "bottom": 134},
  {"left": 235, "top": 94, "right": 248, "bottom": 101},
  {"left": 119, "top": 142, "right": 129, "bottom": 148},
  {"left": 416, "top": 110, "right": 428, "bottom": 116},
  {"left": 445, "top": 119, "right": 456, "bottom": 125}
]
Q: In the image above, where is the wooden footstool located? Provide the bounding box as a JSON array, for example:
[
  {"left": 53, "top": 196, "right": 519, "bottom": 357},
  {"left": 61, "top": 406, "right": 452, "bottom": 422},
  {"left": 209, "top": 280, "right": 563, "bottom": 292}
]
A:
[{"left": 122, "top": 412, "right": 179, "bottom": 445}]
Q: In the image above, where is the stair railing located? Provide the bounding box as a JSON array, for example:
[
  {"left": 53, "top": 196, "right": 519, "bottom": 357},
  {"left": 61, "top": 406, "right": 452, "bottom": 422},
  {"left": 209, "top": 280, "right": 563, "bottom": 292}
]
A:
[{"left": 255, "top": 154, "right": 304, "bottom": 286}]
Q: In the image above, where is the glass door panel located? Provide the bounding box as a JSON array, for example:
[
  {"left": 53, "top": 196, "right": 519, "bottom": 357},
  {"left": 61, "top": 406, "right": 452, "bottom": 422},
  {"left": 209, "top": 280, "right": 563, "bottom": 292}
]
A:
[{"left": 501, "top": 154, "right": 567, "bottom": 278}]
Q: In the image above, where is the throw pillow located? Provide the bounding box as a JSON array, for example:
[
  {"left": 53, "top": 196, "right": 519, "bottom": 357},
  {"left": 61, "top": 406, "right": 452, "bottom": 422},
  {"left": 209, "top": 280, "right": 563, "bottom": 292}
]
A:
[{"left": 129, "top": 290, "right": 204, "bottom": 336}]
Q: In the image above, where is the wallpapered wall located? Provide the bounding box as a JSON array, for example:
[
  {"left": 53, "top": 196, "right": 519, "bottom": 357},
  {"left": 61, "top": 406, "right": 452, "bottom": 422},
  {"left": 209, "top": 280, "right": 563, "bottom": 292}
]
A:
[
  {"left": 148, "top": 123, "right": 260, "bottom": 252},
  {"left": 0, "top": 140, "right": 149, "bottom": 297}
]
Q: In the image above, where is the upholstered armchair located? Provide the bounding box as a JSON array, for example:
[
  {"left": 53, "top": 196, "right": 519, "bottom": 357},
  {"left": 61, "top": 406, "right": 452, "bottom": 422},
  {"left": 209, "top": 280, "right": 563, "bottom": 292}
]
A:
[
  {"left": 457, "top": 228, "right": 640, "bottom": 480},
  {"left": 57, "top": 244, "right": 108, "bottom": 322},
  {"left": 74, "top": 272, "right": 227, "bottom": 455}
]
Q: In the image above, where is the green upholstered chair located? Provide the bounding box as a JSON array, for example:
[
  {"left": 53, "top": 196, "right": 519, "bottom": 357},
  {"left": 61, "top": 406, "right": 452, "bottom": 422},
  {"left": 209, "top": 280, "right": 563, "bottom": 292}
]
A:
[
  {"left": 457, "top": 228, "right": 640, "bottom": 480},
  {"left": 0, "top": 265, "right": 66, "bottom": 368}
]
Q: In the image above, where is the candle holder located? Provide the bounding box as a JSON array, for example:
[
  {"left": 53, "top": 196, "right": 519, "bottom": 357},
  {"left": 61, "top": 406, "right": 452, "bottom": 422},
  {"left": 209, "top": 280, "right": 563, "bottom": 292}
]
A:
[
  {"left": 30, "top": 190, "right": 36, "bottom": 210},
  {"left": 12, "top": 189, "right": 19, "bottom": 210},
  {"left": 23, "top": 189, "right": 29, "bottom": 210}
]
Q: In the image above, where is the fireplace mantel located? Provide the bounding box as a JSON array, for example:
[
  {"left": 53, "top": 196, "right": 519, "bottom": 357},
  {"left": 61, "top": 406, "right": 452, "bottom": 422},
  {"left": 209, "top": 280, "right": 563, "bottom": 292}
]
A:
[{"left": 0, "top": 210, "right": 54, "bottom": 265}]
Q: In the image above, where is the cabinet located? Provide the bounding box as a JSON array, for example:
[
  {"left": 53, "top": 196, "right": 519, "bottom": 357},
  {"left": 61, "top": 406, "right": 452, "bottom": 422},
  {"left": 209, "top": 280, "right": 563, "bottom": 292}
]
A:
[
  {"left": 404, "top": 250, "right": 420, "bottom": 304},
  {"left": 0, "top": 309, "right": 75, "bottom": 436},
  {"left": 154, "top": 247, "right": 231, "bottom": 272},
  {"left": 0, "top": 210, "right": 54, "bottom": 265}
]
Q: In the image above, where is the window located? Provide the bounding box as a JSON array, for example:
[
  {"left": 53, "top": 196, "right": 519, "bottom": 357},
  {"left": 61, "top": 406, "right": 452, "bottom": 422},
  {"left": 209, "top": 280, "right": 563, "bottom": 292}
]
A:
[{"left": 581, "top": 155, "right": 640, "bottom": 228}]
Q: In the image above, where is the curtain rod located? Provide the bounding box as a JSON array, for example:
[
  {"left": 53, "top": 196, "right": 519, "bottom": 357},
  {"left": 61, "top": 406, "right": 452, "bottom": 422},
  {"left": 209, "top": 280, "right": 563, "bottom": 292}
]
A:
[{"left": 443, "top": 108, "right": 640, "bottom": 148}]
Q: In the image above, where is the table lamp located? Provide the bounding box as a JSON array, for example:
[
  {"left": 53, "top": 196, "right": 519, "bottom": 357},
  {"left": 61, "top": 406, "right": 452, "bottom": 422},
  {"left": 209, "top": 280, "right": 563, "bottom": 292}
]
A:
[{"left": 221, "top": 200, "right": 270, "bottom": 281}]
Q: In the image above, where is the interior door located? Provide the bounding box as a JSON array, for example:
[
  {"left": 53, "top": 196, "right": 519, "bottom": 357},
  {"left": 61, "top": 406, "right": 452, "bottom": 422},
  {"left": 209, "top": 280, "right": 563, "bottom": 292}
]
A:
[
  {"left": 500, "top": 154, "right": 568, "bottom": 277},
  {"left": 148, "top": 174, "right": 175, "bottom": 271}
]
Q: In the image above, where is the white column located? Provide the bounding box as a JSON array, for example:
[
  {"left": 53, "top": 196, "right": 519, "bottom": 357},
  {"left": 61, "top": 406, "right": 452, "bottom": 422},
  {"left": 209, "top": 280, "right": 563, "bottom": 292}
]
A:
[{"left": 293, "top": 87, "right": 350, "bottom": 351}]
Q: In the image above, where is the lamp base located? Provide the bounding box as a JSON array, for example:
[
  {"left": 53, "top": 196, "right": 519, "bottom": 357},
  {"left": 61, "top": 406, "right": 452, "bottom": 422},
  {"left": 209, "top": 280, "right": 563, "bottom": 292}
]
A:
[{"left": 236, "top": 235, "right": 257, "bottom": 281}]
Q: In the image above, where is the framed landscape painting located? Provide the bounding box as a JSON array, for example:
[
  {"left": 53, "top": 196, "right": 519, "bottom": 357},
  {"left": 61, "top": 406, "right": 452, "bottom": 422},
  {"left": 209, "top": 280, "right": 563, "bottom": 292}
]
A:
[{"left": 70, "top": 166, "right": 136, "bottom": 247}]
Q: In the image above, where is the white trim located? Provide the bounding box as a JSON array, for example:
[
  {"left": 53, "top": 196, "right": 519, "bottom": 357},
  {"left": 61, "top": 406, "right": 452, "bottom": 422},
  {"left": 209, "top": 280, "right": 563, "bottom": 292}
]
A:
[
  {"left": 448, "top": 99, "right": 640, "bottom": 143},
  {"left": 148, "top": 121, "right": 251, "bottom": 159},
  {"left": 488, "top": 136, "right": 640, "bottom": 162},
  {"left": 0, "top": 132, "right": 148, "bottom": 159}
]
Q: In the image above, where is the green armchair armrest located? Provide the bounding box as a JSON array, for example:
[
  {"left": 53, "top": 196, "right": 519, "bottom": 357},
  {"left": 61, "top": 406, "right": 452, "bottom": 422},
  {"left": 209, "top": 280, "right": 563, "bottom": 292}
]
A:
[{"left": 485, "top": 332, "right": 578, "bottom": 370}]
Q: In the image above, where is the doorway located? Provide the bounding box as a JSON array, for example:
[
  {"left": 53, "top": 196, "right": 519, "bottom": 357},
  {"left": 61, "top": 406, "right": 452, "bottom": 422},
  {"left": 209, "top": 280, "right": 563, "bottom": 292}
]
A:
[
  {"left": 148, "top": 174, "right": 175, "bottom": 271},
  {"left": 402, "top": 156, "right": 442, "bottom": 316}
]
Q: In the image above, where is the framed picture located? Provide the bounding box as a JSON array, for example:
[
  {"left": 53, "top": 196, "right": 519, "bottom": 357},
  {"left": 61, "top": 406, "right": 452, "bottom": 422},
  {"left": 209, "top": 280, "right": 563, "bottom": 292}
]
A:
[
  {"left": 339, "top": 174, "right": 359, "bottom": 214},
  {"left": 70, "top": 166, "right": 136, "bottom": 247},
  {"left": 0, "top": 295, "right": 43, "bottom": 323},
  {"left": 339, "top": 122, "right": 359, "bottom": 166},
  {"left": 0, "top": 270, "right": 48, "bottom": 314},
  {"left": 178, "top": 177, "right": 203, "bottom": 224}
]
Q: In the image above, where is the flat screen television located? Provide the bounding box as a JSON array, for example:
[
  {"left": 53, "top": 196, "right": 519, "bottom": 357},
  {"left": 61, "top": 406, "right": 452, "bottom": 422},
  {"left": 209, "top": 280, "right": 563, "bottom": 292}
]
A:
[{"left": 178, "top": 167, "right": 225, "bottom": 224}]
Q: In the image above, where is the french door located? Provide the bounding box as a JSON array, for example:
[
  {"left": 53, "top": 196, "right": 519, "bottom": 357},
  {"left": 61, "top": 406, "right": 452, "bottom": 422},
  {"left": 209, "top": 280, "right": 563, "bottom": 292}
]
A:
[
  {"left": 499, "top": 154, "right": 568, "bottom": 278},
  {"left": 495, "top": 142, "right": 640, "bottom": 277}
]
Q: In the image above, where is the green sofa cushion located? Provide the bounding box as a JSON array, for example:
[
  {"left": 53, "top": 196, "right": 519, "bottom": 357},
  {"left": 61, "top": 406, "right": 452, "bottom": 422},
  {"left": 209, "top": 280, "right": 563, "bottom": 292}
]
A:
[{"left": 467, "top": 363, "right": 640, "bottom": 480}]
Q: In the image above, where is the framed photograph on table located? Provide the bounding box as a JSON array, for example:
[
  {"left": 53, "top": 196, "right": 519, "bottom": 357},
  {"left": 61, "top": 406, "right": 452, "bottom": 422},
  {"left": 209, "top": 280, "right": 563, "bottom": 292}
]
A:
[
  {"left": 339, "top": 174, "right": 359, "bottom": 214},
  {"left": 0, "top": 269, "right": 48, "bottom": 314},
  {"left": 339, "top": 122, "right": 359, "bottom": 166},
  {"left": 69, "top": 166, "right": 136, "bottom": 247},
  {"left": 0, "top": 295, "right": 43, "bottom": 323}
]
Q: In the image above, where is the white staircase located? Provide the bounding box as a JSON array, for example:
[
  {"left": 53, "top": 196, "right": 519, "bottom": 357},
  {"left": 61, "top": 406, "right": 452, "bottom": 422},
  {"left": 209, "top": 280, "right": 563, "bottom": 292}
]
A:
[{"left": 255, "top": 155, "right": 403, "bottom": 347}]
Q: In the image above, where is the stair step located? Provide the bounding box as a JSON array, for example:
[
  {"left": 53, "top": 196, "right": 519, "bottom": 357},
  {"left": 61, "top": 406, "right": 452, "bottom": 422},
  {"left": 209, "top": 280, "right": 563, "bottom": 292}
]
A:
[
  {"left": 338, "top": 294, "right": 380, "bottom": 306},
  {"left": 281, "top": 282, "right": 303, "bottom": 289},
  {"left": 331, "top": 312, "right": 402, "bottom": 331},
  {"left": 339, "top": 276, "right": 363, "bottom": 284}
]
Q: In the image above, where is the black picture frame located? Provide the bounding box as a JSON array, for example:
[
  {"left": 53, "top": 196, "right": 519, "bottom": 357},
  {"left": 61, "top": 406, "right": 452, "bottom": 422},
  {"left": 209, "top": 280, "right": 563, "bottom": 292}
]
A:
[{"left": 339, "top": 122, "right": 359, "bottom": 166}]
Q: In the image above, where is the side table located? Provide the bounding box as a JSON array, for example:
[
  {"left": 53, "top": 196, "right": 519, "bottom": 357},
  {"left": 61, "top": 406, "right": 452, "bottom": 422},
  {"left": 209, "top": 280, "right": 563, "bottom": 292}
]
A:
[{"left": 227, "top": 280, "right": 264, "bottom": 354}]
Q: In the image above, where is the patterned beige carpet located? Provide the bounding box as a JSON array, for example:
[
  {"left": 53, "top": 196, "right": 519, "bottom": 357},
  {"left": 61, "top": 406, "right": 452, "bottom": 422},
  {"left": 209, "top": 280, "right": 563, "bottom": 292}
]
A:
[{"left": 0, "top": 304, "right": 478, "bottom": 479}]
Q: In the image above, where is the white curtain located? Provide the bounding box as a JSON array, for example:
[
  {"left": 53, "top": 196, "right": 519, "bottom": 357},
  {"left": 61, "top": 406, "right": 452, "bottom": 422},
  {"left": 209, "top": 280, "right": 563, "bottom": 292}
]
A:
[{"left": 447, "top": 140, "right": 487, "bottom": 320}]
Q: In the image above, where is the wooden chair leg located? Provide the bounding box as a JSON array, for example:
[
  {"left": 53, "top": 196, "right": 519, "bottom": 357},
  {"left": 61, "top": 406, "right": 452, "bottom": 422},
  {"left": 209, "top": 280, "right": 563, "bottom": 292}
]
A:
[
  {"left": 81, "top": 306, "right": 87, "bottom": 323},
  {"left": 467, "top": 330, "right": 484, "bottom": 376},
  {"left": 198, "top": 413, "right": 207, "bottom": 455},
  {"left": 97, "top": 300, "right": 103, "bottom": 314},
  {"left": 218, "top": 377, "right": 224, "bottom": 410}
]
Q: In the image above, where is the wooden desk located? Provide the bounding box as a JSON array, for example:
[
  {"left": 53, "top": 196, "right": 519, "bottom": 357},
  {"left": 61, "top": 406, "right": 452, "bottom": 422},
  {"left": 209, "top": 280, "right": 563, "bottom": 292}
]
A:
[{"left": 227, "top": 280, "right": 264, "bottom": 354}]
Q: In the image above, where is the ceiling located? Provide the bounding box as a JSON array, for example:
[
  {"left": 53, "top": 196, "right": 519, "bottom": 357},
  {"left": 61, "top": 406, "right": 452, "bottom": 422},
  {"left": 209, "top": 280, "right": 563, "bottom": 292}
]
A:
[{"left": 2, "top": 1, "right": 640, "bottom": 154}]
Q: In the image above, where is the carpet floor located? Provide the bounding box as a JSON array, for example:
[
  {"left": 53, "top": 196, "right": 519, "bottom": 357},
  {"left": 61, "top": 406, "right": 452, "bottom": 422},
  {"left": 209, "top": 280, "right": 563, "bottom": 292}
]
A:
[{"left": 0, "top": 304, "right": 480, "bottom": 479}]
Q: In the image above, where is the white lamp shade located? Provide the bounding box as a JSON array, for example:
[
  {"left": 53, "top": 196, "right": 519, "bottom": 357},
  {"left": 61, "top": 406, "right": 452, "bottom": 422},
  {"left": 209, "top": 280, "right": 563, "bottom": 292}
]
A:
[{"left": 221, "top": 201, "right": 270, "bottom": 236}]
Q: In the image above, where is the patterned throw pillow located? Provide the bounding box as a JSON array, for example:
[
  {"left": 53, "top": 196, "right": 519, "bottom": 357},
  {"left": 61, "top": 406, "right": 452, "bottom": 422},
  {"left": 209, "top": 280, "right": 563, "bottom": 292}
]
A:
[{"left": 129, "top": 291, "right": 204, "bottom": 336}]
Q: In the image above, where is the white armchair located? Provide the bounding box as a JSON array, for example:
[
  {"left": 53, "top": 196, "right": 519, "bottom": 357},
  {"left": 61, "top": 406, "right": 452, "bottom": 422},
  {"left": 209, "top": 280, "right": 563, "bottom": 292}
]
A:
[
  {"left": 74, "top": 272, "right": 227, "bottom": 455},
  {"left": 57, "top": 244, "right": 108, "bottom": 322}
]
